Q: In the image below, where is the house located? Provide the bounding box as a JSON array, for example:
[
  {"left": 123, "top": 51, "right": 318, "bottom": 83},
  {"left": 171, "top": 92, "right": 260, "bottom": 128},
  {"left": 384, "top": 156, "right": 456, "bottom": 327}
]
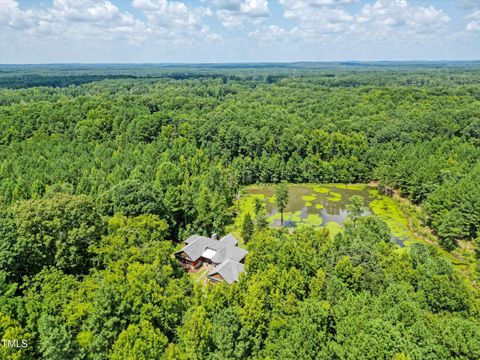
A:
[{"left": 175, "top": 233, "right": 247, "bottom": 284}]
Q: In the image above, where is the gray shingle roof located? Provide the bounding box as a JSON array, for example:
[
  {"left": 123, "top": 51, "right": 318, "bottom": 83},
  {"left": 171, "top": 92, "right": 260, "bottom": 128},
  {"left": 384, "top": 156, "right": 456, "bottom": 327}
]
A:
[
  {"left": 176, "top": 236, "right": 221, "bottom": 261},
  {"left": 176, "top": 233, "right": 247, "bottom": 264},
  {"left": 208, "top": 260, "right": 245, "bottom": 284},
  {"left": 211, "top": 245, "right": 247, "bottom": 264},
  {"left": 219, "top": 234, "right": 238, "bottom": 246},
  {"left": 184, "top": 234, "right": 203, "bottom": 245},
  {"left": 176, "top": 233, "right": 247, "bottom": 283}
]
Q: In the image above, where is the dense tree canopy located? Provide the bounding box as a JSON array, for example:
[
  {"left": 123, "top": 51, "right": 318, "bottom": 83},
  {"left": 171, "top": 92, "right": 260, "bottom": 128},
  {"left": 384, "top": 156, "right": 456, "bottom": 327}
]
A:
[{"left": 0, "top": 65, "right": 479, "bottom": 358}]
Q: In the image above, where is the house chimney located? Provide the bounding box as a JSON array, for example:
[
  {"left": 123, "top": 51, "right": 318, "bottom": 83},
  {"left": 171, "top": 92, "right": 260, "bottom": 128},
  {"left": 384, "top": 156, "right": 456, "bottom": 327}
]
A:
[{"left": 212, "top": 233, "right": 218, "bottom": 240}]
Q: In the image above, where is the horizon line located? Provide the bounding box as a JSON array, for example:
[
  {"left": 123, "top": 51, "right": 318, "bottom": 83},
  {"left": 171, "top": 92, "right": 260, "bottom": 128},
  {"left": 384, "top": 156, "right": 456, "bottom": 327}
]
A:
[{"left": 1, "top": 59, "right": 480, "bottom": 66}]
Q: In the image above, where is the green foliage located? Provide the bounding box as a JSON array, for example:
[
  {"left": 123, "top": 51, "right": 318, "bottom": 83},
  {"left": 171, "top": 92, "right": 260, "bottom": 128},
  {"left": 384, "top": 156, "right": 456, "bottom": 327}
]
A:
[
  {"left": 0, "top": 67, "right": 480, "bottom": 358},
  {"left": 0, "top": 311, "right": 33, "bottom": 360},
  {"left": 110, "top": 320, "right": 168, "bottom": 360},
  {"left": 253, "top": 198, "right": 268, "bottom": 231},
  {"left": 92, "top": 214, "right": 169, "bottom": 266},
  {"left": 424, "top": 164, "right": 480, "bottom": 249},
  {"left": 241, "top": 213, "right": 254, "bottom": 244},
  {"left": 38, "top": 314, "right": 82, "bottom": 359},
  {"left": 100, "top": 179, "right": 164, "bottom": 218},
  {"left": 474, "top": 238, "right": 480, "bottom": 279},
  {"left": 178, "top": 306, "right": 213, "bottom": 360},
  {"left": 211, "top": 307, "right": 247, "bottom": 359},
  {"left": 0, "top": 193, "right": 104, "bottom": 281},
  {"left": 346, "top": 195, "right": 366, "bottom": 222}
]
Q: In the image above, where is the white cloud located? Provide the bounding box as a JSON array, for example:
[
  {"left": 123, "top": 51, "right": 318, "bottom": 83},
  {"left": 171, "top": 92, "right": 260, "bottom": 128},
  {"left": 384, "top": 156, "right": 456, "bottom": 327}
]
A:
[
  {"left": 465, "top": 9, "right": 480, "bottom": 32},
  {"left": 0, "top": 0, "right": 220, "bottom": 48},
  {"left": 357, "top": 0, "right": 450, "bottom": 39},
  {"left": 457, "top": 0, "right": 479, "bottom": 10},
  {"left": 0, "top": 0, "right": 477, "bottom": 63},
  {"left": 276, "top": 0, "right": 358, "bottom": 41},
  {"left": 133, "top": 0, "right": 210, "bottom": 30},
  {"left": 0, "top": 0, "right": 21, "bottom": 24},
  {"left": 132, "top": 0, "right": 219, "bottom": 43},
  {"left": 280, "top": 0, "right": 356, "bottom": 8},
  {"left": 0, "top": 0, "right": 42, "bottom": 30},
  {"left": 279, "top": 0, "right": 356, "bottom": 22},
  {"left": 272, "top": 0, "right": 450, "bottom": 44},
  {"left": 0, "top": 0, "right": 144, "bottom": 42},
  {"left": 46, "top": 0, "right": 144, "bottom": 42},
  {"left": 214, "top": 0, "right": 269, "bottom": 28},
  {"left": 249, "top": 24, "right": 292, "bottom": 42},
  {"left": 52, "top": 0, "right": 131, "bottom": 24}
]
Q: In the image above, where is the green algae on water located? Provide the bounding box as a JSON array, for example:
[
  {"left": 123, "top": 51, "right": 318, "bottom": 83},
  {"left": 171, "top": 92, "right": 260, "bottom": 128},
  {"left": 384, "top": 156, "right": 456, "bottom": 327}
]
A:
[
  {"left": 291, "top": 211, "right": 303, "bottom": 223},
  {"left": 313, "top": 187, "right": 329, "bottom": 194},
  {"left": 327, "top": 192, "right": 342, "bottom": 202},
  {"left": 369, "top": 195, "right": 415, "bottom": 242},
  {"left": 302, "top": 213, "right": 323, "bottom": 227}
]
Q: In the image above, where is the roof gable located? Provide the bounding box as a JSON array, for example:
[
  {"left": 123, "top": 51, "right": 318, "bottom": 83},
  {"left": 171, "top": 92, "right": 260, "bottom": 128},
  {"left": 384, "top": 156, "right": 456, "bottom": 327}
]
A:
[
  {"left": 184, "top": 234, "right": 202, "bottom": 245},
  {"left": 176, "top": 236, "right": 220, "bottom": 261},
  {"left": 208, "top": 260, "right": 245, "bottom": 284},
  {"left": 211, "top": 245, "right": 247, "bottom": 264},
  {"left": 219, "top": 234, "right": 238, "bottom": 246}
]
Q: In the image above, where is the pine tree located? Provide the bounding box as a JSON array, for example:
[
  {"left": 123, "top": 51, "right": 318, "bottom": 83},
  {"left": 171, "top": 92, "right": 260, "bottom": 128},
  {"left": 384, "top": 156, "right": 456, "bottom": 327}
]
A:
[
  {"left": 241, "top": 213, "right": 254, "bottom": 243},
  {"left": 276, "top": 182, "right": 289, "bottom": 226}
]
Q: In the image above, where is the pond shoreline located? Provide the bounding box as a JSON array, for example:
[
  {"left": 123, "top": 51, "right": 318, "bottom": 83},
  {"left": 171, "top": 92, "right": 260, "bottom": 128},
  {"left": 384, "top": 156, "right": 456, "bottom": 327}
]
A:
[{"left": 236, "top": 182, "right": 477, "bottom": 290}]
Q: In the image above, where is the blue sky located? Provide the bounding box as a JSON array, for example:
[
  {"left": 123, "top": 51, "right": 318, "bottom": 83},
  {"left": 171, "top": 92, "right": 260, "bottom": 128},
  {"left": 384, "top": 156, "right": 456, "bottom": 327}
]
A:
[{"left": 0, "top": 0, "right": 479, "bottom": 63}]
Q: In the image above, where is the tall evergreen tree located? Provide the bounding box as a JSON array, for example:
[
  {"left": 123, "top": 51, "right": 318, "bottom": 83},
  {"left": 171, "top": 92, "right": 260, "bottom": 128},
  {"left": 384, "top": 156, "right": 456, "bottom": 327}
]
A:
[
  {"left": 241, "top": 213, "right": 254, "bottom": 244},
  {"left": 276, "top": 182, "right": 289, "bottom": 227}
]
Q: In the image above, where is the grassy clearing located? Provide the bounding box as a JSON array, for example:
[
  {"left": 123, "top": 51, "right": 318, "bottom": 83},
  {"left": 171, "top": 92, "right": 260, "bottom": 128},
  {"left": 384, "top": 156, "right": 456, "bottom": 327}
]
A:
[
  {"left": 369, "top": 191, "right": 477, "bottom": 288},
  {"left": 233, "top": 193, "right": 262, "bottom": 228},
  {"left": 369, "top": 195, "right": 416, "bottom": 245},
  {"left": 190, "top": 267, "right": 209, "bottom": 284}
]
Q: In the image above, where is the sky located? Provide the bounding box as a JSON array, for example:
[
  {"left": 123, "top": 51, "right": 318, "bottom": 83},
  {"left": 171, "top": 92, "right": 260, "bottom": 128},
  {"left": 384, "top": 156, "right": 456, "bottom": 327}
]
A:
[{"left": 0, "top": 0, "right": 479, "bottom": 63}]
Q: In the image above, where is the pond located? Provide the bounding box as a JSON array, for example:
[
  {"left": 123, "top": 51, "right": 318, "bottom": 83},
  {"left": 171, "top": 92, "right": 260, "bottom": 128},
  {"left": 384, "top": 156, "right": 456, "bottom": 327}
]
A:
[{"left": 244, "top": 184, "right": 406, "bottom": 247}]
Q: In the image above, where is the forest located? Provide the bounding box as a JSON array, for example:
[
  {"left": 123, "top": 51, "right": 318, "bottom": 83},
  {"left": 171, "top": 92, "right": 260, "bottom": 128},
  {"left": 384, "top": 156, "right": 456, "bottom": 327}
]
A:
[{"left": 0, "top": 63, "right": 480, "bottom": 359}]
